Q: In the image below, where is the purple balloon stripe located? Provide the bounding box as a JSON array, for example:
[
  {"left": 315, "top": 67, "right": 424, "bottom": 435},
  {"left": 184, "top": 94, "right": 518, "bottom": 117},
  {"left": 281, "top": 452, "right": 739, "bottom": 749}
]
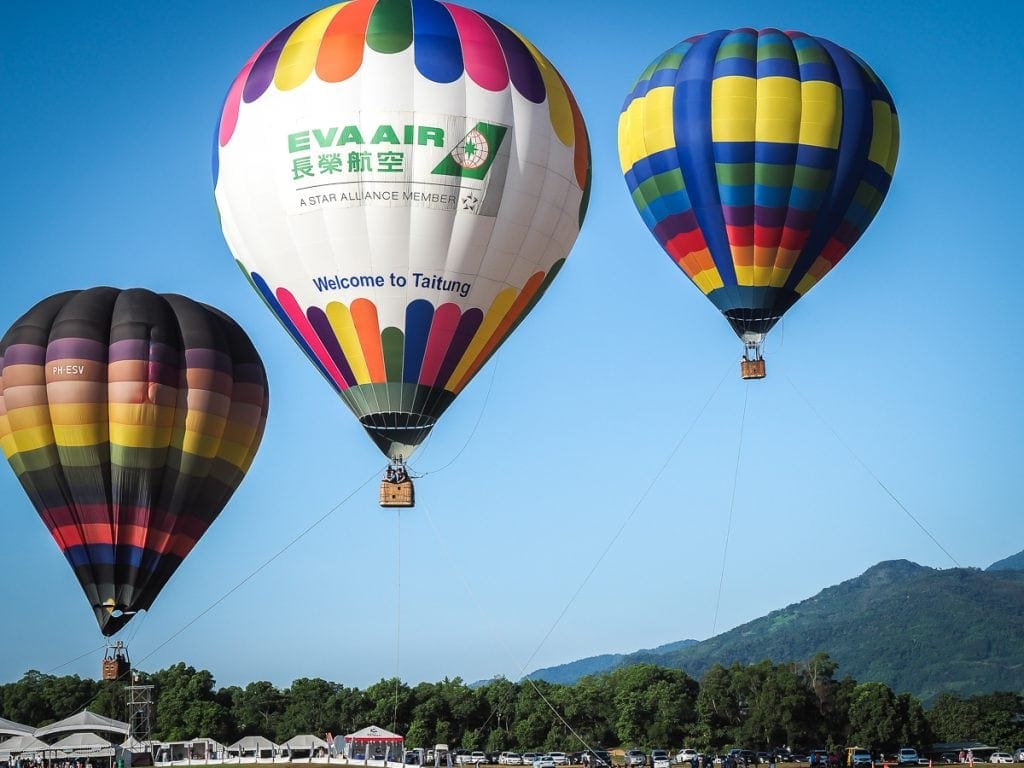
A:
[
  {"left": 2, "top": 343, "right": 46, "bottom": 366},
  {"left": 653, "top": 209, "right": 700, "bottom": 243},
  {"left": 307, "top": 307, "right": 358, "bottom": 387},
  {"left": 231, "top": 361, "right": 270, "bottom": 385},
  {"left": 779, "top": 207, "right": 818, "bottom": 231},
  {"left": 752, "top": 206, "right": 790, "bottom": 228},
  {"left": 722, "top": 206, "right": 755, "bottom": 227},
  {"left": 481, "top": 14, "right": 545, "bottom": 103},
  {"left": 108, "top": 339, "right": 181, "bottom": 365},
  {"left": 243, "top": 16, "right": 308, "bottom": 103},
  {"left": 184, "top": 347, "right": 233, "bottom": 373},
  {"left": 45, "top": 338, "right": 108, "bottom": 363},
  {"left": 434, "top": 308, "right": 483, "bottom": 390}
]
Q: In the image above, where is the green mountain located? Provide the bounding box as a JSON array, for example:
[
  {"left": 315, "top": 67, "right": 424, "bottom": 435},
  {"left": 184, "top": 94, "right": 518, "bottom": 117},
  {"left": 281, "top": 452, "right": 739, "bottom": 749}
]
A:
[
  {"left": 987, "top": 549, "right": 1024, "bottom": 571},
  {"left": 527, "top": 560, "right": 1024, "bottom": 702},
  {"left": 524, "top": 640, "right": 698, "bottom": 685}
]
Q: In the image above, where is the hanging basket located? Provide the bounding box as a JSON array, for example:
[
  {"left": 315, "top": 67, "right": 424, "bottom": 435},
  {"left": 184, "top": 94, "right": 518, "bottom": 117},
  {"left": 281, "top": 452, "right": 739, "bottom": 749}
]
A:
[
  {"left": 380, "top": 477, "right": 415, "bottom": 507},
  {"left": 740, "top": 358, "right": 766, "bottom": 380}
]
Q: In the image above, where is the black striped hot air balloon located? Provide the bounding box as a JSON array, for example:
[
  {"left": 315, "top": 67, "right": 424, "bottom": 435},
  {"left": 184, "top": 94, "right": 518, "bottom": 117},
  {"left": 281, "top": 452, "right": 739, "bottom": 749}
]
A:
[{"left": 0, "top": 288, "right": 269, "bottom": 636}]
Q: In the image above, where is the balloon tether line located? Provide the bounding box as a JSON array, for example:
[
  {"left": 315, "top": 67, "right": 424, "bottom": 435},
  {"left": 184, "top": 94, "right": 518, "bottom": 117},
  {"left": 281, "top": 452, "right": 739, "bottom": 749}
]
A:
[
  {"left": 134, "top": 467, "right": 381, "bottom": 666},
  {"left": 783, "top": 372, "right": 960, "bottom": 567},
  {"left": 415, "top": 348, "right": 502, "bottom": 476},
  {"left": 712, "top": 382, "right": 749, "bottom": 637},
  {"left": 418, "top": 360, "right": 731, "bottom": 753},
  {"left": 393, "top": 508, "right": 401, "bottom": 734}
]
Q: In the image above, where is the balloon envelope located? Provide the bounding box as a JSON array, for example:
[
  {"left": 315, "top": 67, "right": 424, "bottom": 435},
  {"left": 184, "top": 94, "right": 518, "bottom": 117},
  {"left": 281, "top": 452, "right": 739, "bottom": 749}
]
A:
[
  {"left": 214, "top": 0, "right": 590, "bottom": 460},
  {"left": 0, "top": 288, "right": 269, "bottom": 635},
  {"left": 618, "top": 28, "right": 898, "bottom": 344}
]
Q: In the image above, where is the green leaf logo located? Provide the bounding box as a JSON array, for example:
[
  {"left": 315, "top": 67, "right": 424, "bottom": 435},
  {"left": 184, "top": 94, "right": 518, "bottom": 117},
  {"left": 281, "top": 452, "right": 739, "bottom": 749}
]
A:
[{"left": 432, "top": 122, "right": 508, "bottom": 179}]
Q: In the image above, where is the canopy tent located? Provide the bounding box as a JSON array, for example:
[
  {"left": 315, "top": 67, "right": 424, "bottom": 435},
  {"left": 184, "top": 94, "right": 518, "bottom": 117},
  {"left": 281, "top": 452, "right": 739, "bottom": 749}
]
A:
[
  {"left": 35, "top": 710, "right": 129, "bottom": 739},
  {"left": 0, "top": 716, "right": 34, "bottom": 738},
  {"left": 343, "top": 726, "right": 404, "bottom": 761},
  {"left": 155, "top": 737, "right": 227, "bottom": 761},
  {"left": 226, "top": 735, "right": 279, "bottom": 758},
  {"left": 48, "top": 731, "right": 116, "bottom": 757},
  {"left": 0, "top": 734, "right": 50, "bottom": 759},
  {"left": 280, "top": 735, "right": 330, "bottom": 757},
  {"left": 121, "top": 736, "right": 153, "bottom": 751}
]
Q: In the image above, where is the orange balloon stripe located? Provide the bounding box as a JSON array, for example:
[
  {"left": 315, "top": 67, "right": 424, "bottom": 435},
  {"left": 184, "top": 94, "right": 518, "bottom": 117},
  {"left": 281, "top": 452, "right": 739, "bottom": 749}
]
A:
[
  {"left": 563, "top": 71, "right": 590, "bottom": 190},
  {"left": 451, "top": 271, "right": 545, "bottom": 393},
  {"left": 316, "top": 0, "right": 374, "bottom": 82},
  {"left": 350, "top": 298, "right": 386, "bottom": 382}
]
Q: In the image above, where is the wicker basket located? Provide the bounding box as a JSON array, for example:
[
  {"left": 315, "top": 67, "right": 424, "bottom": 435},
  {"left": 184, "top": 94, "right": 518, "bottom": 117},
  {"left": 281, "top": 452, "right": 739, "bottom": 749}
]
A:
[
  {"left": 380, "top": 478, "right": 415, "bottom": 507},
  {"left": 740, "top": 358, "right": 766, "bottom": 380}
]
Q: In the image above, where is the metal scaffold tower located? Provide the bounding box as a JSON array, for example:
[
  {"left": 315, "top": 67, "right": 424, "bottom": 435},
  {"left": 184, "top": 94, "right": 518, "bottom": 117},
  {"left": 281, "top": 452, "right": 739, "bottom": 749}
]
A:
[{"left": 127, "top": 675, "right": 155, "bottom": 745}]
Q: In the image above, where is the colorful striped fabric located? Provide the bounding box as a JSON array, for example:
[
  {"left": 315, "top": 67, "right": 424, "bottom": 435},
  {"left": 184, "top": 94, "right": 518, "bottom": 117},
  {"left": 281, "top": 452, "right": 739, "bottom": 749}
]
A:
[
  {"left": 0, "top": 288, "right": 269, "bottom": 636},
  {"left": 214, "top": 0, "right": 589, "bottom": 460},
  {"left": 215, "top": 0, "right": 589, "bottom": 190},
  {"left": 618, "top": 28, "right": 899, "bottom": 341}
]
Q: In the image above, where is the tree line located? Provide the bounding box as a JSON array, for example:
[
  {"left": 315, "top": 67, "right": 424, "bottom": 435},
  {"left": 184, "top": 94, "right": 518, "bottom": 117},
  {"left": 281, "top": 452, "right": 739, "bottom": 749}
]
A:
[{"left": 1, "top": 654, "right": 1021, "bottom": 753}]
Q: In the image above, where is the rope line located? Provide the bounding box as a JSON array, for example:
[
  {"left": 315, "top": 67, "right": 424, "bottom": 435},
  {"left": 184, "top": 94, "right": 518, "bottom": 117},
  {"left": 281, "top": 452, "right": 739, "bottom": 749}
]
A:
[
  {"left": 418, "top": 360, "right": 733, "bottom": 756},
  {"left": 31, "top": 465, "right": 381, "bottom": 725},
  {"left": 415, "top": 350, "right": 501, "bottom": 477},
  {"left": 783, "top": 372, "right": 961, "bottom": 567},
  {"left": 393, "top": 509, "right": 402, "bottom": 734},
  {"left": 135, "top": 466, "right": 382, "bottom": 666},
  {"left": 712, "top": 381, "right": 750, "bottom": 636}
]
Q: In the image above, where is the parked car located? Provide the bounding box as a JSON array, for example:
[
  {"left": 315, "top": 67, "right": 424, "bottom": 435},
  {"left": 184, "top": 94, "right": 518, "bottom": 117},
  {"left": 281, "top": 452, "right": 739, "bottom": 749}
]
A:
[
  {"left": 549, "top": 754, "right": 570, "bottom": 766},
  {"left": 533, "top": 757, "right": 556, "bottom": 768},
  {"left": 522, "top": 755, "right": 540, "bottom": 766},
  {"left": 500, "top": 754, "right": 523, "bottom": 766},
  {"left": 1013, "top": 748, "right": 1024, "bottom": 763},
  {"left": 626, "top": 751, "right": 647, "bottom": 767},
  {"left": 897, "top": 750, "right": 919, "bottom": 765},
  {"left": 470, "top": 753, "right": 488, "bottom": 765},
  {"left": 583, "top": 750, "right": 613, "bottom": 768},
  {"left": 990, "top": 754, "right": 1013, "bottom": 764},
  {"left": 850, "top": 751, "right": 872, "bottom": 767},
  {"left": 652, "top": 751, "right": 672, "bottom": 768},
  {"left": 677, "top": 751, "right": 700, "bottom": 765}
]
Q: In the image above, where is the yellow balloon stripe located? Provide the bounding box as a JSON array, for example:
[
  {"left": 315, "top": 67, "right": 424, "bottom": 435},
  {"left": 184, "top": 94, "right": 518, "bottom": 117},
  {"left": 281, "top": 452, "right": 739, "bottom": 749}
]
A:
[
  {"left": 445, "top": 288, "right": 518, "bottom": 392},
  {"left": 326, "top": 301, "right": 372, "bottom": 384},
  {"left": 755, "top": 77, "right": 802, "bottom": 145},
  {"left": 53, "top": 422, "right": 110, "bottom": 448},
  {"left": 274, "top": 5, "right": 343, "bottom": 91},
  {"left": 513, "top": 33, "right": 574, "bottom": 146},
  {"left": 618, "top": 87, "right": 675, "bottom": 173},
  {"left": 799, "top": 81, "right": 842, "bottom": 149},
  {"left": 869, "top": 99, "right": 898, "bottom": 170},
  {"left": 711, "top": 76, "right": 756, "bottom": 143}
]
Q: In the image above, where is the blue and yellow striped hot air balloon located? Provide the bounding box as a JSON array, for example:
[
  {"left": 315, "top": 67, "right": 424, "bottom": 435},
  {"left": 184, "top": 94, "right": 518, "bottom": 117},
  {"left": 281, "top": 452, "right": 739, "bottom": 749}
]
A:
[{"left": 618, "top": 28, "right": 898, "bottom": 378}]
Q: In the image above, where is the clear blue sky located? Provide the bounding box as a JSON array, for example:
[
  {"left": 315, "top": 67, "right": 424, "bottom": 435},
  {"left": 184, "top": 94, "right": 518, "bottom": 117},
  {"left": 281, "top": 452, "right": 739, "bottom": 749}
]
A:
[{"left": 1, "top": 0, "right": 1021, "bottom": 691}]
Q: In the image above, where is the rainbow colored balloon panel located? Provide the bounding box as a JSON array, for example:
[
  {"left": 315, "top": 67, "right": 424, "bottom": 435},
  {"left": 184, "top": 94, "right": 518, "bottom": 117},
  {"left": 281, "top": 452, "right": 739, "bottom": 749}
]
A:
[
  {"left": 0, "top": 288, "right": 269, "bottom": 635},
  {"left": 215, "top": 0, "right": 590, "bottom": 460},
  {"left": 618, "top": 28, "right": 898, "bottom": 340}
]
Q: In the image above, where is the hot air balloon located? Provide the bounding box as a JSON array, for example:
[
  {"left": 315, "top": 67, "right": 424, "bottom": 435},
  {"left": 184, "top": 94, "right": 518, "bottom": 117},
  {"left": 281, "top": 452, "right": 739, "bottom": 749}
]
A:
[
  {"left": 618, "top": 28, "right": 898, "bottom": 378},
  {"left": 0, "top": 288, "right": 269, "bottom": 638},
  {"left": 213, "top": 0, "right": 590, "bottom": 504}
]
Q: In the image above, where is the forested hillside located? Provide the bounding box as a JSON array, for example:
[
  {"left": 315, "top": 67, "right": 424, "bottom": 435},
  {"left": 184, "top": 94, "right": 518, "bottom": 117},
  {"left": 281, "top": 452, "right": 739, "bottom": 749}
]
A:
[{"left": 529, "top": 561, "right": 1024, "bottom": 702}]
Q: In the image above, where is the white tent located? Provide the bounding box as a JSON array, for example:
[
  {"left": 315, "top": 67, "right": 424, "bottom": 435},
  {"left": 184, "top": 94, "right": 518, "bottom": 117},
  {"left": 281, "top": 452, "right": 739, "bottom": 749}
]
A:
[
  {"left": 227, "top": 735, "right": 279, "bottom": 759},
  {"left": 0, "top": 716, "right": 34, "bottom": 738},
  {"left": 0, "top": 734, "right": 49, "bottom": 760},
  {"left": 280, "top": 735, "right": 330, "bottom": 757},
  {"left": 48, "top": 731, "right": 116, "bottom": 757},
  {"left": 343, "top": 726, "right": 404, "bottom": 761},
  {"left": 121, "top": 736, "right": 151, "bottom": 751},
  {"left": 36, "top": 711, "right": 129, "bottom": 739}
]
